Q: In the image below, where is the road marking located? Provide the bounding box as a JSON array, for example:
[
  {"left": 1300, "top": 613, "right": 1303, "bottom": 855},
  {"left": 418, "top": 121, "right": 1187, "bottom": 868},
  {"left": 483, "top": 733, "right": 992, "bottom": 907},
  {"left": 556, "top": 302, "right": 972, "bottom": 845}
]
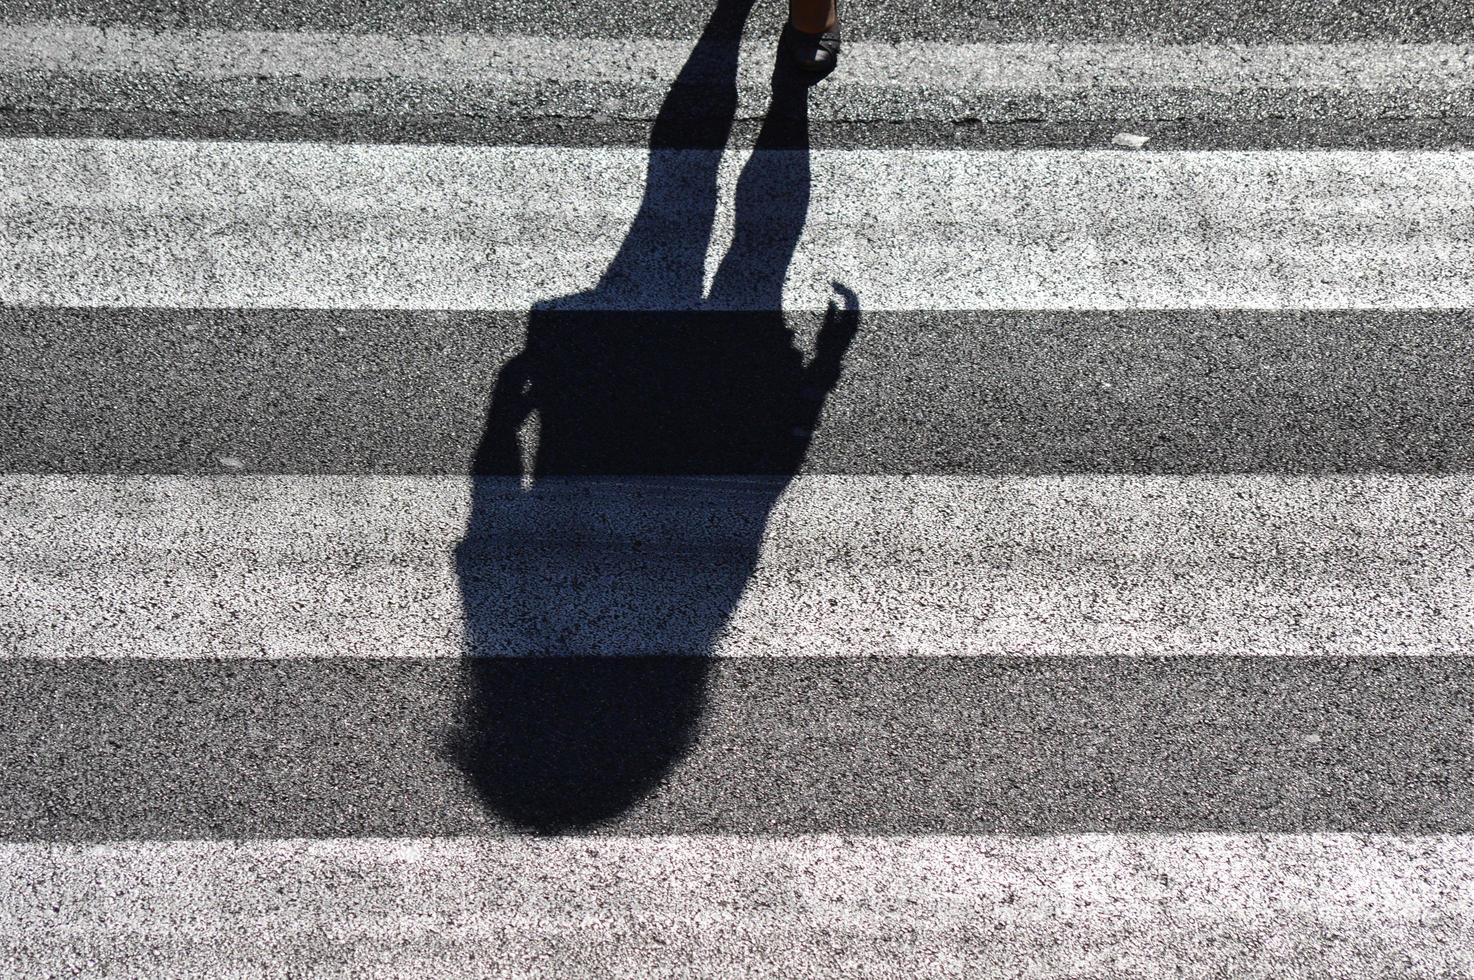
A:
[
  {"left": 4, "top": 834, "right": 1469, "bottom": 976},
  {"left": 4, "top": 475, "right": 1469, "bottom": 658},
  {"left": 4, "top": 140, "right": 1472, "bottom": 310}
]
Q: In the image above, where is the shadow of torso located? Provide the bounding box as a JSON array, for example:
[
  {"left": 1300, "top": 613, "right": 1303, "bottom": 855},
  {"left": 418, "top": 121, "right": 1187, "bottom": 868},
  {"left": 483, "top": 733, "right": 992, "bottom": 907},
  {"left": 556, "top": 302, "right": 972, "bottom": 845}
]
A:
[{"left": 452, "top": 314, "right": 814, "bottom": 830}]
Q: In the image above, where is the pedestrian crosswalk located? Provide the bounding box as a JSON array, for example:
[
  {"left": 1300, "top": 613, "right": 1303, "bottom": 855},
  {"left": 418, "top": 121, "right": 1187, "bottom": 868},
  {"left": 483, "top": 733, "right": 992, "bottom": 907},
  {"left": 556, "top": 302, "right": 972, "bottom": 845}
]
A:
[{"left": 2, "top": 0, "right": 1472, "bottom": 974}]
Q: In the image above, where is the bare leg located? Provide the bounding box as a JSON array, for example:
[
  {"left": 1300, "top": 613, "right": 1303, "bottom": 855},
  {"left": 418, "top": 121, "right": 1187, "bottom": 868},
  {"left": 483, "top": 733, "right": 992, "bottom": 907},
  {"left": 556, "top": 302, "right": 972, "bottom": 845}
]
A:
[{"left": 789, "top": 0, "right": 836, "bottom": 33}]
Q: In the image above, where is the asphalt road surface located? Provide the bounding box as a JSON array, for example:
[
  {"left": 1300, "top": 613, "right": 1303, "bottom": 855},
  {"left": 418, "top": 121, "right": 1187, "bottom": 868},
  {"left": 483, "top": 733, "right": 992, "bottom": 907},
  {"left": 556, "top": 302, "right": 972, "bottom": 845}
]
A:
[{"left": 1, "top": 0, "right": 1471, "bottom": 974}]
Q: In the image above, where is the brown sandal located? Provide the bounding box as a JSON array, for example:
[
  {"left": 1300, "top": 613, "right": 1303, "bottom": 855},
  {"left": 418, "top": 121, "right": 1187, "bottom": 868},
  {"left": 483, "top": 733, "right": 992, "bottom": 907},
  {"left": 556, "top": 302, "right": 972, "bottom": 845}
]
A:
[{"left": 783, "top": 7, "right": 841, "bottom": 74}]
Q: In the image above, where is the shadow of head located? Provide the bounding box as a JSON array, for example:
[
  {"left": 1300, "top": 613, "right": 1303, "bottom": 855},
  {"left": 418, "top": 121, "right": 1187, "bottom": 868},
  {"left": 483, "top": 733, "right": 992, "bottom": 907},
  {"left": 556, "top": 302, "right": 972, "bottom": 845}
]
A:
[
  {"left": 448, "top": 0, "right": 860, "bottom": 833},
  {"left": 452, "top": 656, "right": 713, "bottom": 831}
]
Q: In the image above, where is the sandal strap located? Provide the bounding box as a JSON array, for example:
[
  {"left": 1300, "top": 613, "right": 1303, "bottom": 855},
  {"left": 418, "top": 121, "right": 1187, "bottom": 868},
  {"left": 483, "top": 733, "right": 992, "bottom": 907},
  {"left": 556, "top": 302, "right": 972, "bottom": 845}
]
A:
[{"left": 787, "top": 20, "right": 842, "bottom": 52}]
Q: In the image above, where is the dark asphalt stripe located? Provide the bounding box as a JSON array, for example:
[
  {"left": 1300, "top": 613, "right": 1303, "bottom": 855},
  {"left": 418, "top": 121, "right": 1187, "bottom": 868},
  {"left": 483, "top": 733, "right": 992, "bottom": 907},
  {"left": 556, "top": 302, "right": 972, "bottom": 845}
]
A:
[
  {"left": 4, "top": 308, "right": 1473, "bottom": 475},
  {"left": 4, "top": 111, "right": 1473, "bottom": 150},
  {"left": 9, "top": 0, "right": 1472, "bottom": 43},
  {"left": 2, "top": 656, "right": 1469, "bottom": 841},
  {"left": 5, "top": 62, "right": 1471, "bottom": 149}
]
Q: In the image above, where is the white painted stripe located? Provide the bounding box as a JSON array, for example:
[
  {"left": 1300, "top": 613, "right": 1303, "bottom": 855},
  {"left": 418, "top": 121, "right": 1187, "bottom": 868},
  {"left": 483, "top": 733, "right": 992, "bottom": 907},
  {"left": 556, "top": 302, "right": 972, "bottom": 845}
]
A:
[
  {"left": 4, "top": 475, "right": 1469, "bottom": 658},
  {"left": 3, "top": 139, "right": 1471, "bottom": 311},
  {"left": 4, "top": 834, "right": 1470, "bottom": 976}
]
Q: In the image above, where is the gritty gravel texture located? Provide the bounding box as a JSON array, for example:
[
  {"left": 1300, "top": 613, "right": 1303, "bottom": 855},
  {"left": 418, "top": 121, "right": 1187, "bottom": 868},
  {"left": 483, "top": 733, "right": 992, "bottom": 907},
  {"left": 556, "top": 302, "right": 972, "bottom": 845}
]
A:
[
  {"left": 3, "top": 0, "right": 1472, "bottom": 974},
  {"left": 2, "top": 23, "right": 1470, "bottom": 149},
  {"left": 8, "top": 71, "right": 1464, "bottom": 135},
  {"left": 3, "top": 475, "right": 1472, "bottom": 659},
  {"left": 4, "top": 28, "right": 1469, "bottom": 136},
  {"left": 4, "top": 309, "right": 1473, "bottom": 474},
  {"left": 4, "top": 835, "right": 1471, "bottom": 977},
  {"left": 8, "top": 141, "right": 1473, "bottom": 311},
  {"left": 5, "top": 111, "right": 1474, "bottom": 149},
  {"left": 1, "top": 656, "right": 1471, "bottom": 839},
  {"left": 6, "top": 0, "right": 1473, "bottom": 42}
]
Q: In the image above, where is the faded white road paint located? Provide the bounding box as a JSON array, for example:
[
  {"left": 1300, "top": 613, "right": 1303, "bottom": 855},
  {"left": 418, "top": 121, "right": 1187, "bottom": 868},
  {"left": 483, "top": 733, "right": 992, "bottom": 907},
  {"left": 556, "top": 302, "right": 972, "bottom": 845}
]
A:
[
  {"left": 3, "top": 140, "right": 1471, "bottom": 311},
  {"left": 4, "top": 834, "right": 1470, "bottom": 977},
  {"left": 4, "top": 475, "right": 1470, "bottom": 658}
]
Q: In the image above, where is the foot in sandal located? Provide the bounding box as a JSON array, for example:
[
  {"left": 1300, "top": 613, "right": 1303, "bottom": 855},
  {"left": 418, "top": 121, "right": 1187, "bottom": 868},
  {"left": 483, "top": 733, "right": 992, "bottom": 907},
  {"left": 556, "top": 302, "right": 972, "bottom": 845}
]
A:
[{"left": 785, "top": 0, "right": 840, "bottom": 74}]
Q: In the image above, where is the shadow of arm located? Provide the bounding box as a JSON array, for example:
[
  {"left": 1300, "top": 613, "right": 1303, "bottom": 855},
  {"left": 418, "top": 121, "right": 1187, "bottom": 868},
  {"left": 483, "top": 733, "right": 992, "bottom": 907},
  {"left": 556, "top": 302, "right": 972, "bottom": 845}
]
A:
[{"left": 799, "top": 282, "right": 861, "bottom": 419}]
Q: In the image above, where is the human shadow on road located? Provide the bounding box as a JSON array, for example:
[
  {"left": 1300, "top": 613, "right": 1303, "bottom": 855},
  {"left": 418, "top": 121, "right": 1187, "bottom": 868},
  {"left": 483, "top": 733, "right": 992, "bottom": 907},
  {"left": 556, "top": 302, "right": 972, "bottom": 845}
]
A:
[{"left": 450, "top": 0, "right": 860, "bottom": 832}]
